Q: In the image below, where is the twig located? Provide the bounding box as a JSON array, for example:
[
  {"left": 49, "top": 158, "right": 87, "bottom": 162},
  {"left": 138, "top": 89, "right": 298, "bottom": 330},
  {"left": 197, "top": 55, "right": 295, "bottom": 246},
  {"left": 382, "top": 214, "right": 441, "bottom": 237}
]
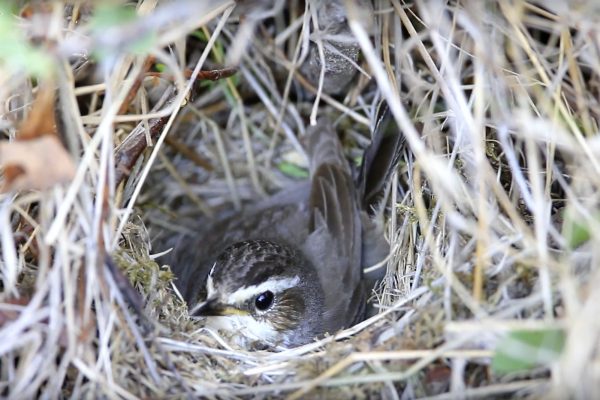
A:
[
  {"left": 114, "top": 114, "right": 170, "bottom": 187},
  {"left": 164, "top": 135, "right": 213, "bottom": 171}
]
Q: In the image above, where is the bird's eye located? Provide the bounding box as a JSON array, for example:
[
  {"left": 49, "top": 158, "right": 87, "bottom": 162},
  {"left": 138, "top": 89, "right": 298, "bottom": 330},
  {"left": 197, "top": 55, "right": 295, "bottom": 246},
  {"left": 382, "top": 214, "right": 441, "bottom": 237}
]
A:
[{"left": 254, "top": 291, "right": 274, "bottom": 311}]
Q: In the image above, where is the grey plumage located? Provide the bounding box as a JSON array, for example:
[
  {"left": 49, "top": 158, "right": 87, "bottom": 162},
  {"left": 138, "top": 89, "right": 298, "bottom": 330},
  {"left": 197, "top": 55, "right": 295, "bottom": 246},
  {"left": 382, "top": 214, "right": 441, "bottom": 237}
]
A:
[{"left": 162, "top": 113, "right": 400, "bottom": 347}]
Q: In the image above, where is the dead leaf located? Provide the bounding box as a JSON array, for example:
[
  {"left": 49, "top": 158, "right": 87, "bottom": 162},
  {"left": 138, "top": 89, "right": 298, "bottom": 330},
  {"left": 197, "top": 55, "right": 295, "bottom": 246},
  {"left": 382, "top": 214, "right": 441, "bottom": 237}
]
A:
[
  {"left": 3, "top": 164, "right": 26, "bottom": 183},
  {"left": 0, "top": 135, "right": 76, "bottom": 192},
  {"left": 0, "top": 84, "right": 75, "bottom": 192},
  {"left": 18, "top": 85, "right": 57, "bottom": 140}
]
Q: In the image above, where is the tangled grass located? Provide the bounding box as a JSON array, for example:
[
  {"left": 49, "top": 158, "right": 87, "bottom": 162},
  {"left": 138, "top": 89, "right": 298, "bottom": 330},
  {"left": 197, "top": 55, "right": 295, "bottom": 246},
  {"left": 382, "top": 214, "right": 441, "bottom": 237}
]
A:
[{"left": 1, "top": 1, "right": 599, "bottom": 398}]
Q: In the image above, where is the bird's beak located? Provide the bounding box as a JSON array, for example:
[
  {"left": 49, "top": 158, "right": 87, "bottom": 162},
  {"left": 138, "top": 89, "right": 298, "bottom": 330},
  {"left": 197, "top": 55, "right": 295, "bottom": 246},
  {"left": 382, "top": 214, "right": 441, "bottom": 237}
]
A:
[{"left": 190, "top": 298, "right": 247, "bottom": 317}]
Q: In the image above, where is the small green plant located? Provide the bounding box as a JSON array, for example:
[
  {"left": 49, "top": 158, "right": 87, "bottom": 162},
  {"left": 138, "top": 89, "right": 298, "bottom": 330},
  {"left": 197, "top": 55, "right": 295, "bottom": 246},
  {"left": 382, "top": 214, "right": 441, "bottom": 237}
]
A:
[
  {"left": 492, "top": 328, "right": 566, "bottom": 373},
  {"left": 0, "top": 4, "right": 53, "bottom": 78}
]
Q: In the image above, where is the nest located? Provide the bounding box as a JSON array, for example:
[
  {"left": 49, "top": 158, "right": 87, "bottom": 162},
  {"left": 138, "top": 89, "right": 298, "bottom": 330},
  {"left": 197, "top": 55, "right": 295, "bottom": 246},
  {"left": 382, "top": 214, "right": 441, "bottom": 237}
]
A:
[{"left": 1, "top": 1, "right": 599, "bottom": 398}]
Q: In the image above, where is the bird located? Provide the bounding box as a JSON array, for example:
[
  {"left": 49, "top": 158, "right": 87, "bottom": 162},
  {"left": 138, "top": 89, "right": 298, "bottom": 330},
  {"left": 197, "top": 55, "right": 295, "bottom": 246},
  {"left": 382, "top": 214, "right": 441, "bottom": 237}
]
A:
[{"left": 163, "top": 106, "right": 401, "bottom": 348}]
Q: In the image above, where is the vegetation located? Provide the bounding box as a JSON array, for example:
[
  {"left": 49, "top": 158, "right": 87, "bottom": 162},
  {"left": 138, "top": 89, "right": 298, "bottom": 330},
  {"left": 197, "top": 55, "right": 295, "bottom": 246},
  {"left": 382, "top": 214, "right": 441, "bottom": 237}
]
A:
[{"left": 0, "top": 1, "right": 598, "bottom": 398}]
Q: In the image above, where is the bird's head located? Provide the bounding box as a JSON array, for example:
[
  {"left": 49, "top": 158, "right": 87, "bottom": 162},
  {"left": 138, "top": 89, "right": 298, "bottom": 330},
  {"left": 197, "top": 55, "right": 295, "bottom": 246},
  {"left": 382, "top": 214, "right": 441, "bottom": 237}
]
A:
[{"left": 190, "top": 240, "right": 324, "bottom": 347}]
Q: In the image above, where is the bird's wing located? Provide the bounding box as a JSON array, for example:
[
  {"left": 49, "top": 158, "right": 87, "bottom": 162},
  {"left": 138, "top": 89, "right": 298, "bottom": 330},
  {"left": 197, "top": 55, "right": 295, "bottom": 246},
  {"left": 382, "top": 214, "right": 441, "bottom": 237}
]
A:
[{"left": 302, "top": 119, "right": 364, "bottom": 330}]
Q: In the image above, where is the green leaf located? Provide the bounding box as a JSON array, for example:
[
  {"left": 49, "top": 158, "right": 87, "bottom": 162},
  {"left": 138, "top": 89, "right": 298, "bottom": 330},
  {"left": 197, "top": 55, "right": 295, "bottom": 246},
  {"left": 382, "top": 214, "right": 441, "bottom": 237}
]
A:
[
  {"left": 90, "top": 3, "right": 156, "bottom": 60},
  {"left": 492, "top": 328, "right": 565, "bottom": 374},
  {"left": 562, "top": 207, "right": 600, "bottom": 249},
  {"left": 0, "top": 3, "right": 18, "bottom": 19},
  {"left": 278, "top": 161, "right": 309, "bottom": 179},
  {"left": 129, "top": 31, "right": 157, "bottom": 55},
  {"left": 191, "top": 29, "right": 207, "bottom": 41},
  {"left": 90, "top": 4, "right": 137, "bottom": 29},
  {"left": 0, "top": 6, "right": 53, "bottom": 78}
]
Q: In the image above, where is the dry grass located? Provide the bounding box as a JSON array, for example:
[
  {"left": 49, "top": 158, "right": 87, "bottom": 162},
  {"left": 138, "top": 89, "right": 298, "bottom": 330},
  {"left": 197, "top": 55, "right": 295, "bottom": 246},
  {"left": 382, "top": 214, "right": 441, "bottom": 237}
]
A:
[{"left": 1, "top": 0, "right": 600, "bottom": 398}]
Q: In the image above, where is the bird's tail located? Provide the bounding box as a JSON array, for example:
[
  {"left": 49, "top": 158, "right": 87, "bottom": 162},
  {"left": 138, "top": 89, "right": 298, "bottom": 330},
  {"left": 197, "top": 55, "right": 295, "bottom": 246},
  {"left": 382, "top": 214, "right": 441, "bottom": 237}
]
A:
[
  {"left": 357, "top": 102, "right": 406, "bottom": 287},
  {"left": 357, "top": 101, "right": 405, "bottom": 213}
]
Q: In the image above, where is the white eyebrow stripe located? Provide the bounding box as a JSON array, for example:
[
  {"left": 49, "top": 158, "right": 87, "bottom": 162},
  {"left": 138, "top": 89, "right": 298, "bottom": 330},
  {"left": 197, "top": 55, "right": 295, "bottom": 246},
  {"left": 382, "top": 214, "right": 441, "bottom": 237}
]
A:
[
  {"left": 208, "top": 262, "right": 217, "bottom": 277},
  {"left": 227, "top": 276, "right": 300, "bottom": 305},
  {"left": 206, "top": 262, "right": 217, "bottom": 297}
]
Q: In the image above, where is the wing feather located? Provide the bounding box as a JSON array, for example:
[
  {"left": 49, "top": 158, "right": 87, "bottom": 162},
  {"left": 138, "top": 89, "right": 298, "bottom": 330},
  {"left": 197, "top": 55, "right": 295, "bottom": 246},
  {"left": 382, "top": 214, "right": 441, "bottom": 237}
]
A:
[{"left": 304, "top": 119, "right": 364, "bottom": 329}]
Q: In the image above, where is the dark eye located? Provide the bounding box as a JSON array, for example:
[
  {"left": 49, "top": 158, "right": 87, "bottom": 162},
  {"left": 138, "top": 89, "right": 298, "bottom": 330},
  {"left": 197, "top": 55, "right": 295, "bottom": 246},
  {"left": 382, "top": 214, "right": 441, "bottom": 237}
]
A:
[{"left": 254, "top": 291, "right": 274, "bottom": 311}]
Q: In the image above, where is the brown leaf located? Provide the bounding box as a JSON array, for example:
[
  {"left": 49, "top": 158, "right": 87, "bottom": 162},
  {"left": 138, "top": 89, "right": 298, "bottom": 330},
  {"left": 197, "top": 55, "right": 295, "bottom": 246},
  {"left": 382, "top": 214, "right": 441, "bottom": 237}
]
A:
[
  {"left": 0, "top": 135, "right": 76, "bottom": 192},
  {"left": 1, "top": 83, "right": 74, "bottom": 192},
  {"left": 3, "top": 164, "right": 26, "bottom": 183},
  {"left": 18, "top": 85, "right": 57, "bottom": 140}
]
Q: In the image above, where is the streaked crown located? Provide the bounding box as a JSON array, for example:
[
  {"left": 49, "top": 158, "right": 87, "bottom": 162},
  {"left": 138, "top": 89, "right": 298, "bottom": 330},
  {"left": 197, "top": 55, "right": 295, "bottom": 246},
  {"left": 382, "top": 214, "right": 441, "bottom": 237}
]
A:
[{"left": 191, "top": 240, "right": 325, "bottom": 347}]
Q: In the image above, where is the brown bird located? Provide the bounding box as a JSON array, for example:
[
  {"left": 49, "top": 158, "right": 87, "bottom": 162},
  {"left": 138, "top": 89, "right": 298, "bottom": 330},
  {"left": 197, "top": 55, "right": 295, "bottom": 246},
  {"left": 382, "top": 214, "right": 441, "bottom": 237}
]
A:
[{"left": 164, "top": 107, "right": 400, "bottom": 348}]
